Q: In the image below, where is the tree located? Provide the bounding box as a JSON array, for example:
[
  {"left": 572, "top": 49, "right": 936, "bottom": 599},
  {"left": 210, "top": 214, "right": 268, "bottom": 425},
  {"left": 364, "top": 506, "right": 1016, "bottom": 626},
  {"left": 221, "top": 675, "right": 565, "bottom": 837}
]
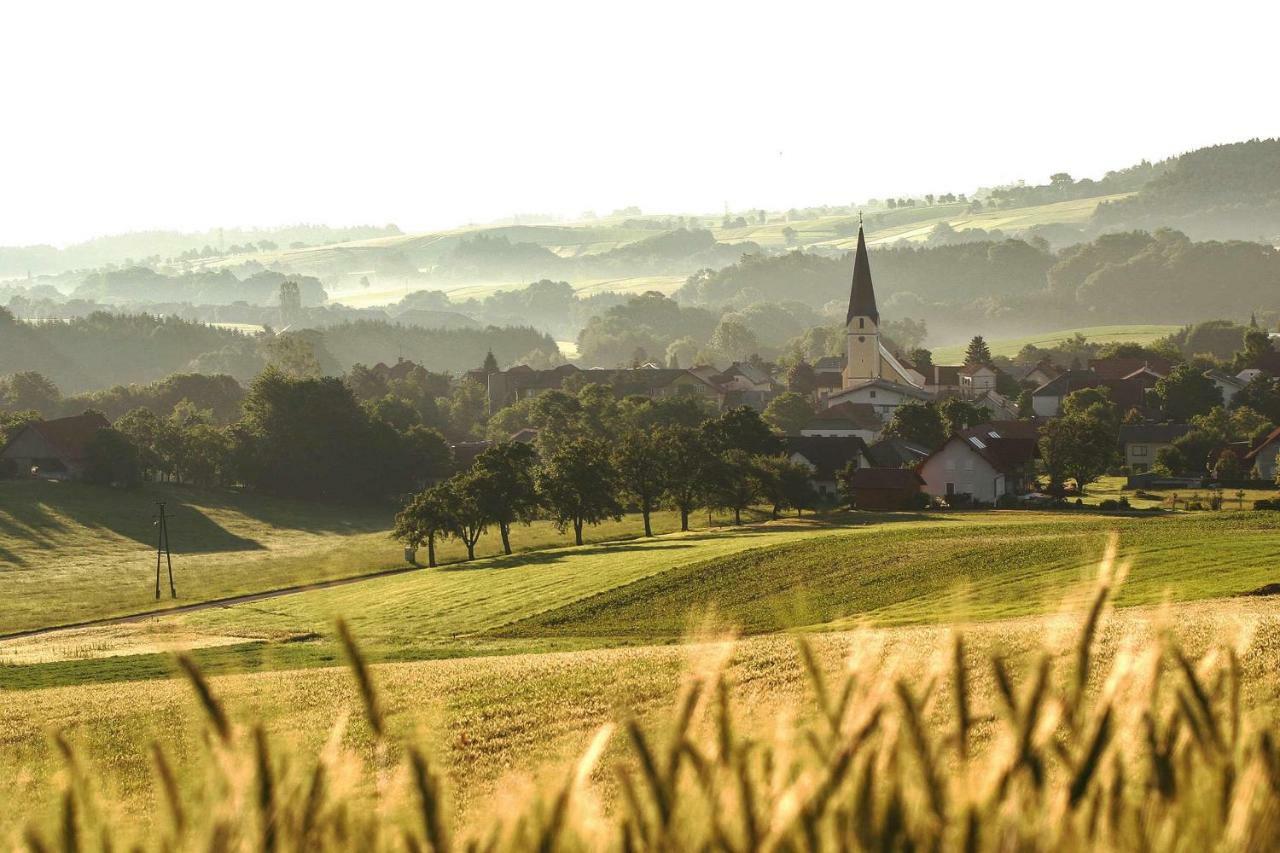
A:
[
  {"left": 906, "top": 348, "right": 934, "bottom": 373},
  {"left": 538, "top": 436, "right": 622, "bottom": 545},
  {"left": 394, "top": 484, "right": 456, "bottom": 568},
  {"left": 883, "top": 401, "right": 946, "bottom": 449},
  {"left": 82, "top": 428, "right": 142, "bottom": 487},
  {"left": 1213, "top": 448, "right": 1243, "bottom": 481},
  {"left": 762, "top": 392, "right": 815, "bottom": 436},
  {"left": 707, "top": 449, "right": 763, "bottom": 525},
  {"left": 0, "top": 371, "right": 60, "bottom": 415},
  {"left": 786, "top": 360, "right": 818, "bottom": 396},
  {"left": 938, "top": 398, "right": 984, "bottom": 436},
  {"left": 659, "top": 425, "right": 709, "bottom": 531},
  {"left": 442, "top": 473, "right": 488, "bottom": 560},
  {"left": 401, "top": 426, "right": 453, "bottom": 487},
  {"left": 1016, "top": 390, "right": 1035, "bottom": 420},
  {"left": 613, "top": 429, "right": 669, "bottom": 537},
  {"left": 1233, "top": 327, "right": 1274, "bottom": 371},
  {"left": 703, "top": 406, "right": 783, "bottom": 456},
  {"left": 278, "top": 280, "right": 303, "bottom": 325},
  {"left": 470, "top": 442, "right": 540, "bottom": 554},
  {"left": 964, "top": 336, "right": 992, "bottom": 366},
  {"left": 178, "top": 423, "right": 232, "bottom": 488},
  {"left": 1062, "top": 386, "right": 1120, "bottom": 431},
  {"left": 1037, "top": 414, "right": 1116, "bottom": 493},
  {"left": 481, "top": 350, "right": 500, "bottom": 375},
  {"left": 0, "top": 410, "right": 40, "bottom": 444},
  {"left": 1153, "top": 364, "right": 1223, "bottom": 421},
  {"left": 755, "top": 455, "right": 816, "bottom": 518}
]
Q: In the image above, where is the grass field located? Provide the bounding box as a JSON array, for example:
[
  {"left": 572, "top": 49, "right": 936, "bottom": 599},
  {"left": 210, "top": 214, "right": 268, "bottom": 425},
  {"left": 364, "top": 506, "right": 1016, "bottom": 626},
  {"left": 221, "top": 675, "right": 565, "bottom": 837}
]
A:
[
  {"left": 929, "top": 324, "right": 1182, "bottom": 363},
  {"left": 0, "top": 481, "right": 754, "bottom": 636}
]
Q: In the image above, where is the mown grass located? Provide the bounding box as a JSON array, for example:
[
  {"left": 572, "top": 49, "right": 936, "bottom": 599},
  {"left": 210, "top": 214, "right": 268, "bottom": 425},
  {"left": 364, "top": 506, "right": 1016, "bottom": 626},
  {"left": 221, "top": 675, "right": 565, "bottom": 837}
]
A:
[
  {"left": 0, "top": 480, "right": 759, "bottom": 635},
  {"left": 498, "top": 511, "right": 1280, "bottom": 641},
  {"left": 11, "top": 510, "right": 1279, "bottom": 692}
]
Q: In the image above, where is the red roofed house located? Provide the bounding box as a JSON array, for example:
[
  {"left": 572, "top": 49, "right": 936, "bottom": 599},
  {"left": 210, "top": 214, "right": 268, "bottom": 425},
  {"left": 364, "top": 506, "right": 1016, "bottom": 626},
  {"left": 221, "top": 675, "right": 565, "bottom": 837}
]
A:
[
  {"left": 1245, "top": 426, "right": 1280, "bottom": 480},
  {"left": 918, "top": 420, "right": 1040, "bottom": 503},
  {"left": 1, "top": 412, "right": 110, "bottom": 480}
]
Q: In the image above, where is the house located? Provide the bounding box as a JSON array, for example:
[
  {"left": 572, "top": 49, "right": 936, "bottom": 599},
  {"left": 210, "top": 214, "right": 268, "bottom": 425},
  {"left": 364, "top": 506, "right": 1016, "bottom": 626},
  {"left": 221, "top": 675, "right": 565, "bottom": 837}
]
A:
[
  {"left": 509, "top": 428, "right": 540, "bottom": 444},
  {"left": 1030, "top": 371, "right": 1100, "bottom": 417},
  {"left": 1205, "top": 370, "right": 1248, "bottom": 408},
  {"left": 1237, "top": 368, "right": 1267, "bottom": 384},
  {"left": 972, "top": 390, "right": 1020, "bottom": 421},
  {"left": 825, "top": 378, "right": 932, "bottom": 418},
  {"left": 959, "top": 363, "right": 999, "bottom": 397},
  {"left": 799, "top": 402, "right": 882, "bottom": 441},
  {"left": 921, "top": 364, "right": 964, "bottom": 395},
  {"left": 0, "top": 412, "right": 110, "bottom": 480},
  {"left": 715, "top": 362, "right": 783, "bottom": 410},
  {"left": 813, "top": 356, "right": 846, "bottom": 400},
  {"left": 783, "top": 435, "right": 869, "bottom": 499},
  {"left": 863, "top": 436, "right": 932, "bottom": 468},
  {"left": 1117, "top": 423, "right": 1192, "bottom": 473},
  {"left": 844, "top": 467, "right": 924, "bottom": 511},
  {"left": 1088, "top": 356, "right": 1172, "bottom": 380},
  {"left": 918, "top": 421, "right": 1039, "bottom": 503},
  {"left": 1245, "top": 425, "right": 1280, "bottom": 480},
  {"left": 1006, "top": 360, "right": 1062, "bottom": 389}
]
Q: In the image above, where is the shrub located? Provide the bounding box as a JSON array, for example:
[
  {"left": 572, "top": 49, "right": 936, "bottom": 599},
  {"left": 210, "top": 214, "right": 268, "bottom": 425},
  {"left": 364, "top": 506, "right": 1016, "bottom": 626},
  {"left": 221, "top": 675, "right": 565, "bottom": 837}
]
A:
[
  {"left": 995, "top": 493, "right": 1019, "bottom": 509},
  {"left": 1098, "top": 499, "right": 1120, "bottom": 510}
]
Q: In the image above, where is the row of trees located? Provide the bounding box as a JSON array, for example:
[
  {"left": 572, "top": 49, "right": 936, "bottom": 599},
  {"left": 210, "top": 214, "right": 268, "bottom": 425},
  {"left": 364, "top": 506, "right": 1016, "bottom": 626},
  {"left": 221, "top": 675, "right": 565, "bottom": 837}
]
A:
[{"left": 394, "top": 407, "right": 816, "bottom": 567}]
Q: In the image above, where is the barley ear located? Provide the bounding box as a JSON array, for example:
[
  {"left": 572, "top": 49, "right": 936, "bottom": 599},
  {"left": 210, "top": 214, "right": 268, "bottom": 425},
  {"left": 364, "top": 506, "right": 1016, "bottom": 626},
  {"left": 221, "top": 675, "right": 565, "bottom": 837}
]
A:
[
  {"left": 176, "top": 654, "right": 231, "bottom": 744},
  {"left": 336, "top": 618, "right": 385, "bottom": 740}
]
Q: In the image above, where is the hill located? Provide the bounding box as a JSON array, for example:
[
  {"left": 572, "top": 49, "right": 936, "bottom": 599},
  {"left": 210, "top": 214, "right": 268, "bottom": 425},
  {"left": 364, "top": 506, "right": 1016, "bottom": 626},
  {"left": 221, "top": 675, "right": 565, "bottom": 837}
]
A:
[{"left": 928, "top": 324, "right": 1181, "bottom": 363}]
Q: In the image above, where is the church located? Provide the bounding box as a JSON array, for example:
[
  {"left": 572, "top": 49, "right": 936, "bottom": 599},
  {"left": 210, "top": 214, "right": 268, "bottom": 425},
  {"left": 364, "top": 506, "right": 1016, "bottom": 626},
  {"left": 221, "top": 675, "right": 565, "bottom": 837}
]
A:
[{"left": 824, "top": 224, "right": 931, "bottom": 416}]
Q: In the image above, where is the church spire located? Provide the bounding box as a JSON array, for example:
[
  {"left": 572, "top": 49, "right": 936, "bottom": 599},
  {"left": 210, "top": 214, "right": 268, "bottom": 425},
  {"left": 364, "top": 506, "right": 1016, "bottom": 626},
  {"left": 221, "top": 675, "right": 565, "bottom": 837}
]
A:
[{"left": 845, "top": 222, "right": 879, "bottom": 327}]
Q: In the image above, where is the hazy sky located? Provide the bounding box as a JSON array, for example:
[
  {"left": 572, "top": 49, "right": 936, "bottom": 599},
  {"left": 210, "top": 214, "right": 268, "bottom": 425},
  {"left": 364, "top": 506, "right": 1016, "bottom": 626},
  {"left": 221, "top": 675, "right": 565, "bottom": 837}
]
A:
[{"left": 4, "top": 0, "right": 1277, "bottom": 246}]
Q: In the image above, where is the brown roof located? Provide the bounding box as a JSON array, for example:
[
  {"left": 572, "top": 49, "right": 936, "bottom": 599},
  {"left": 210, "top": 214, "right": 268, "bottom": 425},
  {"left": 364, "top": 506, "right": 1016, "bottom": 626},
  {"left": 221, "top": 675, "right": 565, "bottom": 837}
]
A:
[
  {"left": 1088, "top": 357, "right": 1172, "bottom": 380},
  {"left": 1246, "top": 425, "right": 1280, "bottom": 460},
  {"left": 784, "top": 435, "right": 868, "bottom": 480},
  {"left": 820, "top": 401, "right": 882, "bottom": 431},
  {"left": 923, "top": 420, "right": 1039, "bottom": 475},
  {"left": 847, "top": 467, "right": 924, "bottom": 489},
  {"left": 7, "top": 413, "right": 111, "bottom": 461}
]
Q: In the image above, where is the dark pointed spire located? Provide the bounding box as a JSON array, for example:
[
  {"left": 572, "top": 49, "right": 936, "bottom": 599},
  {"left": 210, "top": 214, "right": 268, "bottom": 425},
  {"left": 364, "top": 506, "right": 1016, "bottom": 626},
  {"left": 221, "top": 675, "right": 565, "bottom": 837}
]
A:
[{"left": 845, "top": 223, "right": 879, "bottom": 326}]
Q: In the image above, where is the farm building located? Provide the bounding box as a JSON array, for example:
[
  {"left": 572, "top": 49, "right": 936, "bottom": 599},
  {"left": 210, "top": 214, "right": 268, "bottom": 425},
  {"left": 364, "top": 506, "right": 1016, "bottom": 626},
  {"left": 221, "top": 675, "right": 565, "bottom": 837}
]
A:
[
  {"left": 0, "top": 412, "right": 110, "bottom": 481},
  {"left": 843, "top": 467, "right": 924, "bottom": 510},
  {"left": 918, "top": 421, "right": 1039, "bottom": 504}
]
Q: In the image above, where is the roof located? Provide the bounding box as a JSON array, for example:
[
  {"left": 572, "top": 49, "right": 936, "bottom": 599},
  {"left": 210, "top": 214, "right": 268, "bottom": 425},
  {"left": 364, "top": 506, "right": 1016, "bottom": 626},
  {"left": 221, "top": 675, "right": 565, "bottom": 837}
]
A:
[
  {"left": 925, "top": 420, "right": 1038, "bottom": 475},
  {"left": 814, "top": 356, "right": 845, "bottom": 372},
  {"left": 833, "top": 378, "right": 933, "bottom": 401},
  {"left": 846, "top": 467, "right": 924, "bottom": 489},
  {"left": 821, "top": 401, "right": 883, "bottom": 431},
  {"left": 845, "top": 225, "right": 878, "bottom": 326},
  {"left": 930, "top": 365, "right": 963, "bottom": 387},
  {"left": 1246, "top": 425, "right": 1280, "bottom": 460},
  {"left": 1118, "top": 423, "right": 1193, "bottom": 445},
  {"left": 1205, "top": 369, "right": 1248, "bottom": 389},
  {"left": 1, "top": 412, "right": 110, "bottom": 461},
  {"left": 960, "top": 363, "right": 995, "bottom": 377},
  {"left": 1032, "top": 370, "right": 1101, "bottom": 398},
  {"left": 1088, "top": 357, "right": 1172, "bottom": 380},
  {"left": 784, "top": 435, "right": 868, "bottom": 480},
  {"left": 864, "top": 436, "right": 932, "bottom": 468},
  {"left": 1005, "top": 360, "right": 1062, "bottom": 383}
]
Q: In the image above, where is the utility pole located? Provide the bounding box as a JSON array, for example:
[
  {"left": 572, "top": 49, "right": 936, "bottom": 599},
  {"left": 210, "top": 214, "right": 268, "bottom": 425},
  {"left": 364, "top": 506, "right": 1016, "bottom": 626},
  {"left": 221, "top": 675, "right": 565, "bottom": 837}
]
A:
[{"left": 154, "top": 501, "right": 175, "bottom": 599}]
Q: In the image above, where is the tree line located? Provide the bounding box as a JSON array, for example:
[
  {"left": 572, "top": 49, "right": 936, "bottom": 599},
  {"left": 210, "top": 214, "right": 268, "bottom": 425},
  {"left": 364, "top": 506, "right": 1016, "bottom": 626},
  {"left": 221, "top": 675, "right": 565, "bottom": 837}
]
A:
[{"left": 394, "top": 401, "right": 816, "bottom": 567}]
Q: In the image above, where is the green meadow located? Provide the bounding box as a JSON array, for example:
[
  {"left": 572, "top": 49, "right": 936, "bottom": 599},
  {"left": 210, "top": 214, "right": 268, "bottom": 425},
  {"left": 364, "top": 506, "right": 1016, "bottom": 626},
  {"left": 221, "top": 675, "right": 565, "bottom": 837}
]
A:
[{"left": 929, "top": 324, "right": 1183, "bottom": 363}]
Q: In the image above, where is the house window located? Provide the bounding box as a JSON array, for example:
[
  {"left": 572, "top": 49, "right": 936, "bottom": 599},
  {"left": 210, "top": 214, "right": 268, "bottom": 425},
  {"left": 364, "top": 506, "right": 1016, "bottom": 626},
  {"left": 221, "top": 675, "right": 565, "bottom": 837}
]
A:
[
  {"left": 869, "top": 390, "right": 876, "bottom": 399},
  {"left": 859, "top": 318, "right": 865, "bottom": 329},
  {"left": 1131, "top": 445, "right": 1148, "bottom": 457}
]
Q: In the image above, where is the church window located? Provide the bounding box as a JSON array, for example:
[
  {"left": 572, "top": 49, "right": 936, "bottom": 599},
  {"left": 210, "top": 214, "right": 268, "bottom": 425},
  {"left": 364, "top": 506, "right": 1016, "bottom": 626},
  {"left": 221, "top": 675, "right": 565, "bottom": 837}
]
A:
[
  {"left": 859, "top": 318, "right": 865, "bottom": 329},
  {"left": 857, "top": 336, "right": 865, "bottom": 343}
]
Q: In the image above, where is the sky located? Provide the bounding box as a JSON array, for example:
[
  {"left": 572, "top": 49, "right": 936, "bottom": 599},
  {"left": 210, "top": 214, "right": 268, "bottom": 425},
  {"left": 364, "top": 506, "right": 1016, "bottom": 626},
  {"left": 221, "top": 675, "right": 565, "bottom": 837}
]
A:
[{"left": 3, "top": 0, "right": 1278, "bottom": 247}]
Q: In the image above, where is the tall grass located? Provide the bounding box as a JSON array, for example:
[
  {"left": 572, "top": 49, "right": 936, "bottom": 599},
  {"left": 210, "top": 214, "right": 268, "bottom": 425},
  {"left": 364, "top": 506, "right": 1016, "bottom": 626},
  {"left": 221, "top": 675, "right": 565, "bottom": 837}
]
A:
[{"left": 22, "top": 543, "right": 1280, "bottom": 851}]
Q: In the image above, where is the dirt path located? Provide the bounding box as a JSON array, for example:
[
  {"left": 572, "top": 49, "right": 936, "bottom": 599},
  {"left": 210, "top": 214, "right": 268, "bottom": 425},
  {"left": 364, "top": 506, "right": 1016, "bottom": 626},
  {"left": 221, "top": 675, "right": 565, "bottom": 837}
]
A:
[{"left": 0, "top": 563, "right": 422, "bottom": 642}]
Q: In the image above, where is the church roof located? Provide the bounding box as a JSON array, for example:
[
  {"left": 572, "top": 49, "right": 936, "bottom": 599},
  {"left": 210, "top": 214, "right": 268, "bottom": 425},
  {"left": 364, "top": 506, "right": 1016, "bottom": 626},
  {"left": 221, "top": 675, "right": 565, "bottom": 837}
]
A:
[{"left": 845, "top": 225, "right": 879, "bottom": 327}]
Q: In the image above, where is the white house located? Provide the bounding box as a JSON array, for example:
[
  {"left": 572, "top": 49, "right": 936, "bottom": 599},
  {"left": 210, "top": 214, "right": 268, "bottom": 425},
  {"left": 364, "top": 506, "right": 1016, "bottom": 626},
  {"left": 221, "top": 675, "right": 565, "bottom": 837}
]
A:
[
  {"left": 917, "top": 421, "right": 1039, "bottom": 504},
  {"left": 959, "top": 364, "right": 998, "bottom": 397},
  {"left": 1246, "top": 426, "right": 1280, "bottom": 480},
  {"left": 1206, "top": 370, "right": 1248, "bottom": 408}
]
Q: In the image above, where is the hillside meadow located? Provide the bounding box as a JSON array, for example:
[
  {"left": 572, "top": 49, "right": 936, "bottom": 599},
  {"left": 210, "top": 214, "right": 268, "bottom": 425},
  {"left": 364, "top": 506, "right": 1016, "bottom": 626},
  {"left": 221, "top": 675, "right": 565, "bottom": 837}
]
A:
[
  {"left": 928, "top": 324, "right": 1182, "bottom": 363},
  {"left": 0, "top": 480, "right": 754, "bottom": 636}
]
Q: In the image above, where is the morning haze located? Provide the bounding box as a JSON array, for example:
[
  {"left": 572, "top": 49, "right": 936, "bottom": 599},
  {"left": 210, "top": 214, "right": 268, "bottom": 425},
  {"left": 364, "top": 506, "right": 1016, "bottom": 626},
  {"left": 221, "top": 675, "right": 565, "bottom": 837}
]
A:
[{"left": 2, "top": 2, "right": 1279, "bottom": 850}]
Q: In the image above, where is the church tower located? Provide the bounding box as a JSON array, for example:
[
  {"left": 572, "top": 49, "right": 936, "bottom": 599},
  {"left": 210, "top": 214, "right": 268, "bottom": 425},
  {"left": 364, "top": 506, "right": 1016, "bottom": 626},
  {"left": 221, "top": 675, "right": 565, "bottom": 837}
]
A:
[{"left": 842, "top": 223, "right": 881, "bottom": 387}]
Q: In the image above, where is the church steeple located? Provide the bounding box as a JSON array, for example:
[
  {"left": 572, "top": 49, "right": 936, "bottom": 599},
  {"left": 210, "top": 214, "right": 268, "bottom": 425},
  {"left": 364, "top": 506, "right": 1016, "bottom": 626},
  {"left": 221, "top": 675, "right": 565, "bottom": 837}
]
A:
[{"left": 845, "top": 223, "right": 879, "bottom": 327}]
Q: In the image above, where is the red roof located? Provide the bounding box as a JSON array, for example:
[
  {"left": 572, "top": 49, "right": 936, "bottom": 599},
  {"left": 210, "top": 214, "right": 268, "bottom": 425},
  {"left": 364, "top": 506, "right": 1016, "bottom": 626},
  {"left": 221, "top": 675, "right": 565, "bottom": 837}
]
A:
[{"left": 8, "top": 413, "right": 110, "bottom": 461}]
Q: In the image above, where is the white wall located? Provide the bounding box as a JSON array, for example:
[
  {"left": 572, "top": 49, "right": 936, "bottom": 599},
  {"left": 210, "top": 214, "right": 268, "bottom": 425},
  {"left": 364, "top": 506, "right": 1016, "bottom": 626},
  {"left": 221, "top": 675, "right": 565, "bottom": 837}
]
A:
[{"left": 919, "top": 440, "right": 1006, "bottom": 503}]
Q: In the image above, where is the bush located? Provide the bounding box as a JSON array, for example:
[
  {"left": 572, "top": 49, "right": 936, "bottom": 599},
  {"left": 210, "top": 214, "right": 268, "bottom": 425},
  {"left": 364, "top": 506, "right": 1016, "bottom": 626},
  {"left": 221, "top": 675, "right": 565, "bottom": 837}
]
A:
[
  {"left": 995, "top": 493, "right": 1019, "bottom": 509},
  {"left": 1098, "top": 499, "right": 1120, "bottom": 510},
  {"left": 1118, "top": 496, "right": 1131, "bottom": 510},
  {"left": 906, "top": 491, "right": 932, "bottom": 510}
]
